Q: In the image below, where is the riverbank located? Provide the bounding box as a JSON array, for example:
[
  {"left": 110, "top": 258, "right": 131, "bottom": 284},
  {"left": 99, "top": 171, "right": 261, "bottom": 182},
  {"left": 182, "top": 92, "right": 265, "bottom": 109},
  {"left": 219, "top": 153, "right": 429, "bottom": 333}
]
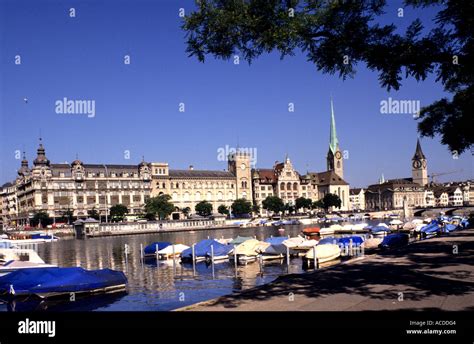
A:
[{"left": 180, "top": 229, "right": 474, "bottom": 311}]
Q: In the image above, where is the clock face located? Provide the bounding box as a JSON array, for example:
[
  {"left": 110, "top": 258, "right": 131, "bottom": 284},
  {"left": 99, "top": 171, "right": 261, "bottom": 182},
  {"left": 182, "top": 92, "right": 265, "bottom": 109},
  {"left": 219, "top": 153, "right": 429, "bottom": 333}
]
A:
[
  {"left": 412, "top": 160, "right": 422, "bottom": 169},
  {"left": 240, "top": 163, "right": 246, "bottom": 170},
  {"left": 335, "top": 151, "right": 342, "bottom": 160}
]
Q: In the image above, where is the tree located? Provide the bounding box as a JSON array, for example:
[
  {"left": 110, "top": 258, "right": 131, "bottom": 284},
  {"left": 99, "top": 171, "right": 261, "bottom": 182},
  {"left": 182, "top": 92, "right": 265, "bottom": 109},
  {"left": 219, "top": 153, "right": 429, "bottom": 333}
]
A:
[
  {"left": 231, "top": 198, "right": 252, "bottom": 217},
  {"left": 252, "top": 203, "right": 260, "bottom": 215},
  {"left": 322, "top": 193, "right": 342, "bottom": 212},
  {"left": 59, "top": 207, "right": 74, "bottom": 224},
  {"left": 262, "top": 196, "right": 284, "bottom": 214},
  {"left": 87, "top": 207, "right": 100, "bottom": 220},
  {"left": 295, "top": 197, "right": 313, "bottom": 212},
  {"left": 217, "top": 204, "right": 229, "bottom": 216},
  {"left": 195, "top": 201, "right": 213, "bottom": 217},
  {"left": 31, "top": 211, "right": 52, "bottom": 228},
  {"left": 183, "top": 1, "right": 474, "bottom": 154},
  {"left": 110, "top": 204, "right": 128, "bottom": 222},
  {"left": 145, "top": 194, "right": 175, "bottom": 220},
  {"left": 312, "top": 200, "right": 325, "bottom": 211},
  {"left": 181, "top": 207, "right": 191, "bottom": 218}
]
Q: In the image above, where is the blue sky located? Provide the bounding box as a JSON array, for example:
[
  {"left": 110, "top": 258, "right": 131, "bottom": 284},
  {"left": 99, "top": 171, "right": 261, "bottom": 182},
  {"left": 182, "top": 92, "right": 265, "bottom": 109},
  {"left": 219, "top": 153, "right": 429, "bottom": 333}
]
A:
[{"left": 1, "top": 0, "right": 472, "bottom": 187}]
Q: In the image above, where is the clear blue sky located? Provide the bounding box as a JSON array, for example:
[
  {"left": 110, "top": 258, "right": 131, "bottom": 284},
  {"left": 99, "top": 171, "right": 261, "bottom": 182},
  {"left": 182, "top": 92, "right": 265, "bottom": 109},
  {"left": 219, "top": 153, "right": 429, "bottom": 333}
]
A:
[{"left": 1, "top": 0, "right": 472, "bottom": 187}]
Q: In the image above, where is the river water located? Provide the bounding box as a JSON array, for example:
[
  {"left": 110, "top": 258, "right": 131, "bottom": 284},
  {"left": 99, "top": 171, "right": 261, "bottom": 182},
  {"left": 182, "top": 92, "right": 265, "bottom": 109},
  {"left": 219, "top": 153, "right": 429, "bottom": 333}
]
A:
[{"left": 1, "top": 221, "right": 385, "bottom": 311}]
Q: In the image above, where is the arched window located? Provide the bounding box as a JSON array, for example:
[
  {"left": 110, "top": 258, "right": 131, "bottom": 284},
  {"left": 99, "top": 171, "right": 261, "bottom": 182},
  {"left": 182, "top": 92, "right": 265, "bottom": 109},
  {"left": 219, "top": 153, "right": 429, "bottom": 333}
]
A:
[
  {"left": 184, "top": 192, "right": 190, "bottom": 201},
  {"left": 172, "top": 192, "right": 178, "bottom": 201},
  {"left": 207, "top": 191, "right": 212, "bottom": 200},
  {"left": 280, "top": 183, "right": 285, "bottom": 190},
  {"left": 337, "top": 161, "right": 341, "bottom": 169},
  {"left": 217, "top": 191, "right": 223, "bottom": 201},
  {"left": 176, "top": 183, "right": 179, "bottom": 189},
  {"left": 293, "top": 183, "right": 298, "bottom": 191},
  {"left": 228, "top": 191, "right": 234, "bottom": 200},
  {"left": 195, "top": 192, "right": 201, "bottom": 201},
  {"left": 287, "top": 182, "right": 291, "bottom": 190}
]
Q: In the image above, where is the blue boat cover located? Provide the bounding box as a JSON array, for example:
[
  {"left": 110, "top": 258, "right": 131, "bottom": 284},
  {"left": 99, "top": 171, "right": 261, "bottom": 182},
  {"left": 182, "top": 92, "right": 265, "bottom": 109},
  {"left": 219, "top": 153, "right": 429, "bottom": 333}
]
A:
[
  {"left": 206, "top": 244, "right": 233, "bottom": 257},
  {"left": 318, "top": 236, "right": 364, "bottom": 246},
  {"left": 0, "top": 267, "right": 127, "bottom": 297},
  {"left": 371, "top": 226, "right": 390, "bottom": 233},
  {"left": 143, "top": 242, "right": 172, "bottom": 255},
  {"left": 379, "top": 233, "right": 409, "bottom": 248},
  {"left": 445, "top": 224, "right": 457, "bottom": 232},
  {"left": 420, "top": 223, "right": 440, "bottom": 234},
  {"left": 181, "top": 239, "right": 228, "bottom": 259},
  {"left": 264, "top": 237, "right": 287, "bottom": 245}
]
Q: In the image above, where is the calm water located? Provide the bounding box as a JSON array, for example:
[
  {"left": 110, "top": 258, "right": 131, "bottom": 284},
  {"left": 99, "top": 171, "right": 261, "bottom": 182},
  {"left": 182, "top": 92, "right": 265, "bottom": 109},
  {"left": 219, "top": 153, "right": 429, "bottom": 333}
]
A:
[{"left": 1, "top": 222, "right": 383, "bottom": 311}]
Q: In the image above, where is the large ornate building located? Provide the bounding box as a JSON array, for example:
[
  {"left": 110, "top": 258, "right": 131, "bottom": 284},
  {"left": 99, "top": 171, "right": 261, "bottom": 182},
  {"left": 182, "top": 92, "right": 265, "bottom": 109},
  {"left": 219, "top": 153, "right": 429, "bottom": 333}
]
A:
[
  {"left": 150, "top": 151, "right": 252, "bottom": 219},
  {"left": 1, "top": 101, "right": 353, "bottom": 226},
  {"left": 5, "top": 139, "right": 153, "bottom": 226}
]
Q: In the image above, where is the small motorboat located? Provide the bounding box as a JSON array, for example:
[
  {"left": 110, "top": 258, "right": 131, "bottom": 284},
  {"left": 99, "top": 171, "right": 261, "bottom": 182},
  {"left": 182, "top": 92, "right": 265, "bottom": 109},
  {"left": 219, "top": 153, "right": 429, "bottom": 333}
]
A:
[
  {"left": 157, "top": 244, "right": 190, "bottom": 259},
  {"left": 229, "top": 236, "right": 254, "bottom": 246},
  {"left": 371, "top": 226, "right": 390, "bottom": 237},
  {"left": 143, "top": 242, "right": 172, "bottom": 257},
  {"left": 302, "top": 227, "right": 320, "bottom": 236},
  {"left": 0, "top": 249, "right": 56, "bottom": 274},
  {"left": 229, "top": 239, "right": 269, "bottom": 264},
  {"left": 283, "top": 236, "right": 317, "bottom": 251},
  {"left": 0, "top": 267, "right": 127, "bottom": 299},
  {"left": 258, "top": 237, "right": 290, "bottom": 261},
  {"left": 304, "top": 244, "right": 340, "bottom": 263},
  {"left": 180, "top": 239, "right": 229, "bottom": 263},
  {"left": 205, "top": 244, "right": 233, "bottom": 263},
  {"left": 420, "top": 221, "right": 441, "bottom": 237},
  {"left": 364, "top": 237, "right": 383, "bottom": 249},
  {"left": 379, "top": 233, "right": 409, "bottom": 250},
  {"left": 319, "top": 227, "right": 335, "bottom": 235}
]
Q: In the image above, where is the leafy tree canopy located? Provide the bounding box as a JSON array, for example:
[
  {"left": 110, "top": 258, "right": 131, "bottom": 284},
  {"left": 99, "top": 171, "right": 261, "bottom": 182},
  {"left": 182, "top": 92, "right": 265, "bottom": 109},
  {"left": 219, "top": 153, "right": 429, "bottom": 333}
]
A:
[
  {"left": 145, "top": 194, "right": 175, "bottom": 220},
  {"left": 195, "top": 200, "right": 213, "bottom": 217},
  {"left": 231, "top": 198, "right": 252, "bottom": 216},
  {"left": 183, "top": 0, "right": 473, "bottom": 153},
  {"left": 262, "top": 195, "right": 284, "bottom": 213}
]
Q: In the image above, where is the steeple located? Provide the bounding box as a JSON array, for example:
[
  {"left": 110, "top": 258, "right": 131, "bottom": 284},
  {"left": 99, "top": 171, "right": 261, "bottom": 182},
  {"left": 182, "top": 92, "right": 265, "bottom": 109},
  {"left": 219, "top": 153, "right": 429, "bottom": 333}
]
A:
[
  {"left": 412, "top": 138, "right": 426, "bottom": 160},
  {"left": 329, "top": 98, "right": 339, "bottom": 154},
  {"left": 411, "top": 138, "right": 428, "bottom": 186},
  {"left": 326, "top": 98, "right": 343, "bottom": 178}
]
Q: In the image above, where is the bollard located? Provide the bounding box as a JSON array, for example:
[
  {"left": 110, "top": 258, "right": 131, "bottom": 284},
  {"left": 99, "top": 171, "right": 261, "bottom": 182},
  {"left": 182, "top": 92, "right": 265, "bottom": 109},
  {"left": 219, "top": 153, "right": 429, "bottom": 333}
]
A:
[
  {"left": 192, "top": 244, "right": 196, "bottom": 275},
  {"left": 155, "top": 244, "right": 159, "bottom": 261},
  {"left": 313, "top": 246, "right": 317, "bottom": 269},
  {"left": 259, "top": 255, "right": 263, "bottom": 274},
  {"left": 124, "top": 244, "right": 129, "bottom": 264},
  {"left": 172, "top": 244, "right": 176, "bottom": 274},
  {"left": 349, "top": 238, "right": 353, "bottom": 256},
  {"left": 140, "top": 243, "right": 144, "bottom": 260},
  {"left": 286, "top": 245, "right": 290, "bottom": 267},
  {"left": 233, "top": 245, "right": 237, "bottom": 270},
  {"left": 210, "top": 245, "right": 214, "bottom": 265}
]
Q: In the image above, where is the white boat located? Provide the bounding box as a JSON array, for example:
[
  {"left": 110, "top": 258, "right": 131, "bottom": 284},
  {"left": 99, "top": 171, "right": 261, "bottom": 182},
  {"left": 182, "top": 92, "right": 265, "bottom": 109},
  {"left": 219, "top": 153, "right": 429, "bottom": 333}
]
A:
[
  {"left": 319, "top": 227, "right": 335, "bottom": 235},
  {"left": 229, "top": 239, "right": 269, "bottom": 264},
  {"left": 283, "top": 236, "right": 317, "bottom": 250},
  {"left": 352, "top": 223, "right": 369, "bottom": 231},
  {"left": 376, "top": 223, "right": 389, "bottom": 228},
  {"left": 304, "top": 244, "right": 341, "bottom": 263},
  {"left": 0, "top": 248, "right": 56, "bottom": 273},
  {"left": 364, "top": 237, "right": 383, "bottom": 249},
  {"left": 157, "top": 244, "right": 190, "bottom": 259}
]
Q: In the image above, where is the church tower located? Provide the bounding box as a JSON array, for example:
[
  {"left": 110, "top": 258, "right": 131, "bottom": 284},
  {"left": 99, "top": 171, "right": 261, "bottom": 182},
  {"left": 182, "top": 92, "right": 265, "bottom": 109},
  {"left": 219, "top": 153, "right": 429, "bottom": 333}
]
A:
[
  {"left": 411, "top": 138, "right": 428, "bottom": 186},
  {"left": 326, "top": 99, "right": 344, "bottom": 178}
]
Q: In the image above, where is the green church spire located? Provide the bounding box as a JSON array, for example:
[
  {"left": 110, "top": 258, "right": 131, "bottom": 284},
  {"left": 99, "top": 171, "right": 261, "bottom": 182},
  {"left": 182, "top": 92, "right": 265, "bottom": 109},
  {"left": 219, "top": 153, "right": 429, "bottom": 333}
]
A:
[{"left": 329, "top": 98, "right": 339, "bottom": 154}]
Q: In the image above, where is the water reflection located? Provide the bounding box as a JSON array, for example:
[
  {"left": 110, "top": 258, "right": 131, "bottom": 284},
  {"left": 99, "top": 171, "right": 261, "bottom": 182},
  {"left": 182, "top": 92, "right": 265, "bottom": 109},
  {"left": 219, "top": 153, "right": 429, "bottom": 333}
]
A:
[{"left": 2, "top": 223, "right": 380, "bottom": 311}]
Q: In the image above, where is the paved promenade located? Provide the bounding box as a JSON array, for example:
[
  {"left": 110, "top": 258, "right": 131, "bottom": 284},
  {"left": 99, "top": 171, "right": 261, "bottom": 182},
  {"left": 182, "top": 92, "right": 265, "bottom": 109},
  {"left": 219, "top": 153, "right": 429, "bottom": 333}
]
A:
[{"left": 182, "top": 230, "right": 474, "bottom": 311}]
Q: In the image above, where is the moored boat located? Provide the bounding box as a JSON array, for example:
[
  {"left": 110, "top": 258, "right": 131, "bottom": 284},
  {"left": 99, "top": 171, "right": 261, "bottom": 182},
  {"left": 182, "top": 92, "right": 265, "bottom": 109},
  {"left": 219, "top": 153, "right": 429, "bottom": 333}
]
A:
[
  {"left": 0, "top": 248, "right": 56, "bottom": 273},
  {"left": 304, "top": 244, "right": 340, "bottom": 263},
  {"left": 378, "top": 233, "right": 409, "bottom": 250},
  {"left": 0, "top": 267, "right": 127, "bottom": 299},
  {"left": 157, "top": 244, "right": 190, "bottom": 259},
  {"left": 143, "top": 242, "right": 172, "bottom": 257}
]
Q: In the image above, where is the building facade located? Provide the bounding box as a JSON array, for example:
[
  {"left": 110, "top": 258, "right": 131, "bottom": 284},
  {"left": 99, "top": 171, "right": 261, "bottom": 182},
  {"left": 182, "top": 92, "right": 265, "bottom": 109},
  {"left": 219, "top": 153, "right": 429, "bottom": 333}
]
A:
[
  {"left": 5, "top": 140, "right": 152, "bottom": 226},
  {"left": 349, "top": 188, "right": 365, "bottom": 211}
]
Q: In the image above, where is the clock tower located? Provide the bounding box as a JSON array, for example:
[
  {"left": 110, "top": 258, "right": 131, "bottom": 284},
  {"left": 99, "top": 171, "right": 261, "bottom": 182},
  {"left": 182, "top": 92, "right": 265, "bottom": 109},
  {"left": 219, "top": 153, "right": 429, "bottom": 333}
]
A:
[
  {"left": 326, "top": 99, "right": 344, "bottom": 178},
  {"left": 228, "top": 150, "right": 252, "bottom": 200},
  {"left": 411, "top": 138, "right": 428, "bottom": 186}
]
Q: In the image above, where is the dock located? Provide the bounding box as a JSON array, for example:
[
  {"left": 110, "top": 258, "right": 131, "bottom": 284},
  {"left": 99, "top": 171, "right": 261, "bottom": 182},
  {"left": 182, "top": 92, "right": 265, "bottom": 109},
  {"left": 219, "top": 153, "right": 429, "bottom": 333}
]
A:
[{"left": 179, "top": 229, "right": 474, "bottom": 311}]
